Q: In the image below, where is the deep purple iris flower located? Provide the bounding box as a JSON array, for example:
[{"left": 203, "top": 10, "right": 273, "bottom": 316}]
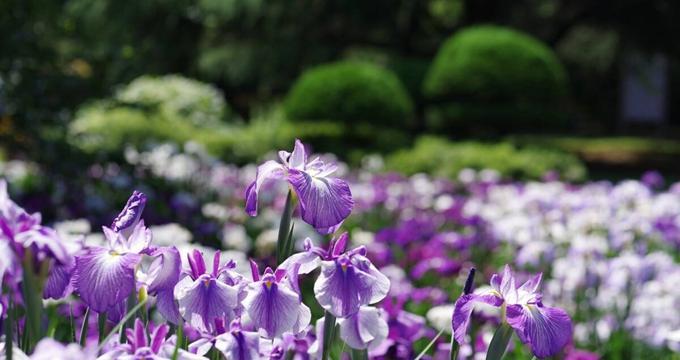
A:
[
  {"left": 452, "top": 265, "right": 572, "bottom": 359},
  {"left": 174, "top": 250, "right": 241, "bottom": 334},
  {"left": 245, "top": 139, "right": 354, "bottom": 234},
  {"left": 242, "top": 261, "right": 311, "bottom": 339},
  {"left": 74, "top": 191, "right": 151, "bottom": 313}
]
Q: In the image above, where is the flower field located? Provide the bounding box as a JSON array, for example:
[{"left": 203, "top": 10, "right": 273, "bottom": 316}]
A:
[{"left": 1, "top": 140, "right": 679, "bottom": 359}]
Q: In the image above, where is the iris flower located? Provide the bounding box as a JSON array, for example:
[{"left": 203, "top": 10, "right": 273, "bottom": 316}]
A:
[
  {"left": 338, "top": 306, "right": 389, "bottom": 350},
  {"left": 245, "top": 139, "right": 354, "bottom": 234},
  {"left": 74, "top": 192, "right": 151, "bottom": 313},
  {"left": 242, "top": 261, "right": 311, "bottom": 339},
  {"left": 174, "top": 250, "right": 240, "bottom": 334},
  {"left": 452, "top": 265, "right": 572, "bottom": 359}
]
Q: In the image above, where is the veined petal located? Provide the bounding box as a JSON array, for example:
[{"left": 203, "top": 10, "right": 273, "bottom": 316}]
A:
[
  {"left": 43, "top": 259, "right": 75, "bottom": 300},
  {"left": 506, "top": 304, "right": 572, "bottom": 358},
  {"left": 244, "top": 160, "right": 285, "bottom": 217},
  {"left": 214, "top": 330, "right": 261, "bottom": 360},
  {"left": 338, "top": 306, "right": 389, "bottom": 350},
  {"left": 111, "top": 191, "right": 147, "bottom": 235},
  {"left": 287, "top": 169, "right": 353, "bottom": 233},
  {"left": 156, "top": 288, "right": 181, "bottom": 324},
  {"left": 243, "top": 281, "right": 305, "bottom": 338},
  {"left": 126, "top": 221, "right": 152, "bottom": 254},
  {"left": 278, "top": 249, "right": 320, "bottom": 275},
  {"left": 314, "top": 259, "right": 385, "bottom": 317},
  {"left": 147, "top": 246, "right": 181, "bottom": 294},
  {"left": 452, "top": 293, "right": 503, "bottom": 345},
  {"left": 74, "top": 247, "right": 140, "bottom": 313},
  {"left": 288, "top": 139, "right": 308, "bottom": 170},
  {"left": 175, "top": 275, "right": 239, "bottom": 334}
]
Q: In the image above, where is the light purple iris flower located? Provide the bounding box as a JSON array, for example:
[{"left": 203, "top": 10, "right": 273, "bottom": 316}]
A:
[
  {"left": 213, "top": 320, "right": 262, "bottom": 360},
  {"left": 174, "top": 250, "right": 240, "bottom": 334},
  {"left": 338, "top": 306, "right": 389, "bottom": 350},
  {"left": 245, "top": 139, "right": 354, "bottom": 234},
  {"left": 309, "top": 233, "right": 391, "bottom": 318},
  {"left": 452, "top": 265, "right": 573, "bottom": 359},
  {"left": 242, "top": 261, "right": 311, "bottom": 339},
  {"left": 74, "top": 192, "right": 151, "bottom": 313}
]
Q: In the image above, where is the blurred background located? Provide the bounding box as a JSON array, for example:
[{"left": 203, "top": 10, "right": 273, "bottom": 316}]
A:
[{"left": 2, "top": 0, "right": 680, "bottom": 219}]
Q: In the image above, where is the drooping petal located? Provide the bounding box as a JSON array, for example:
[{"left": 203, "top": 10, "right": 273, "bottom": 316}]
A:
[
  {"left": 15, "top": 227, "right": 70, "bottom": 264},
  {"left": 214, "top": 330, "right": 262, "bottom": 360},
  {"left": 156, "top": 288, "right": 181, "bottom": 324},
  {"left": 174, "top": 275, "right": 239, "bottom": 334},
  {"left": 314, "top": 258, "right": 388, "bottom": 318},
  {"left": 452, "top": 293, "right": 503, "bottom": 345},
  {"left": 243, "top": 280, "right": 306, "bottom": 338},
  {"left": 111, "top": 191, "right": 147, "bottom": 236},
  {"left": 287, "top": 169, "right": 353, "bottom": 233},
  {"left": 74, "top": 247, "right": 141, "bottom": 313},
  {"left": 338, "top": 306, "right": 389, "bottom": 350},
  {"left": 506, "top": 304, "right": 572, "bottom": 358},
  {"left": 244, "top": 160, "right": 285, "bottom": 217},
  {"left": 43, "top": 259, "right": 75, "bottom": 300},
  {"left": 147, "top": 247, "right": 181, "bottom": 294}
]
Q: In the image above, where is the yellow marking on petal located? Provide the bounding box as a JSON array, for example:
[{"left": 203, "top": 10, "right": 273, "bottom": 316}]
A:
[{"left": 265, "top": 280, "right": 273, "bottom": 289}]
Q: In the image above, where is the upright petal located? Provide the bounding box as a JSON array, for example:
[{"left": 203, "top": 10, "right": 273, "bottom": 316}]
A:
[
  {"left": 506, "top": 304, "right": 572, "bottom": 359},
  {"left": 111, "top": 191, "right": 147, "bottom": 235},
  {"left": 74, "top": 247, "right": 141, "bottom": 313},
  {"left": 147, "top": 247, "right": 181, "bottom": 294},
  {"left": 288, "top": 139, "right": 308, "bottom": 170},
  {"left": 338, "top": 306, "right": 389, "bottom": 350},
  {"left": 174, "top": 275, "right": 239, "bottom": 334},
  {"left": 287, "top": 169, "right": 353, "bottom": 233},
  {"left": 244, "top": 160, "right": 285, "bottom": 216},
  {"left": 243, "top": 281, "right": 305, "bottom": 338}
]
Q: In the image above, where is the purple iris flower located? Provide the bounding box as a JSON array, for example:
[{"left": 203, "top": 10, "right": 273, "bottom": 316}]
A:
[
  {"left": 245, "top": 139, "right": 354, "bottom": 234},
  {"left": 174, "top": 250, "right": 240, "bottom": 334},
  {"left": 312, "top": 234, "right": 391, "bottom": 318},
  {"left": 99, "top": 319, "right": 204, "bottom": 360},
  {"left": 213, "top": 320, "right": 262, "bottom": 360},
  {"left": 242, "top": 261, "right": 311, "bottom": 338},
  {"left": 338, "top": 306, "right": 389, "bottom": 350},
  {"left": 452, "top": 265, "right": 572, "bottom": 359},
  {"left": 74, "top": 192, "right": 151, "bottom": 313}
]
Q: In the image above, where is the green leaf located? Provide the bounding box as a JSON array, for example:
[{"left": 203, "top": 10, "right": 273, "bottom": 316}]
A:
[
  {"left": 98, "top": 312, "right": 108, "bottom": 344},
  {"left": 486, "top": 323, "right": 514, "bottom": 360},
  {"left": 276, "top": 190, "right": 295, "bottom": 264},
  {"left": 414, "top": 328, "right": 445, "bottom": 360},
  {"left": 351, "top": 348, "right": 368, "bottom": 360}
]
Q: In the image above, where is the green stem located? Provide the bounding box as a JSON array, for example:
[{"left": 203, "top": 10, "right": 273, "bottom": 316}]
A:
[
  {"left": 450, "top": 334, "right": 459, "bottom": 360},
  {"left": 414, "top": 328, "right": 445, "bottom": 360},
  {"left": 350, "top": 348, "right": 368, "bottom": 360},
  {"left": 98, "top": 312, "right": 108, "bottom": 344},
  {"left": 171, "top": 320, "right": 184, "bottom": 360},
  {"left": 485, "top": 323, "right": 514, "bottom": 360},
  {"left": 79, "top": 307, "right": 91, "bottom": 347},
  {"left": 276, "top": 190, "right": 295, "bottom": 265},
  {"left": 21, "top": 250, "right": 45, "bottom": 352},
  {"left": 321, "top": 311, "right": 337, "bottom": 360}
]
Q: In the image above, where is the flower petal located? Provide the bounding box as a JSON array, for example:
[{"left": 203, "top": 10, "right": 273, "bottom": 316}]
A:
[
  {"left": 243, "top": 281, "right": 304, "bottom": 338},
  {"left": 338, "top": 306, "right": 389, "bottom": 350},
  {"left": 147, "top": 246, "right": 181, "bottom": 294},
  {"left": 43, "top": 259, "right": 75, "bottom": 300},
  {"left": 313, "top": 259, "right": 388, "bottom": 317},
  {"left": 74, "top": 247, "right": 140, "bottom": 312},
  {"left": 287, "top": 169, "right": 353, "bottom": 233},
  {"left": 452, "top": 293, "right": 503, "bottom": 345},
  {"left": 214, "top": 330, "right": 261, "bottom": 360},
  {"left": 506, "top": 304, "right": 572, "bottom": 358},
  {"left": 244, "top": 160, "right": 285, "bottom": 217},
  {"left": 174, "top": 275, "right": 239, "bottom": 333},
  {"left": 111, "top": 191, "right": 147, "bottom": 235}
]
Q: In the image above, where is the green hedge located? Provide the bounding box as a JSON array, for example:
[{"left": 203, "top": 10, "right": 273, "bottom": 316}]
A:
[
  {"left": 423, "top": 25, "right": 568, "bottom": 134},
  {"left": 386, "top": 136, "right": 586, "bottom": 181}
]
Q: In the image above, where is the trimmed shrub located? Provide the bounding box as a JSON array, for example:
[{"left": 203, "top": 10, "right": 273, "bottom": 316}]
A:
[
  {"left": 386, "top": 136, "right": 586, "bottom": 181},
  {"left": 423, "top": 25, "right": 568, "bottom": 134},
  {"left": 285, "top": 61, "right": 413, "bottom": 126}
]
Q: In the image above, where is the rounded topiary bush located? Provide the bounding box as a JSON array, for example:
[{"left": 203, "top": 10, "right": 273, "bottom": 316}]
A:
[
  {"left": 423, "top": 25, "right": 568, "bottom": 133},
  {"left": 285, "top": 61, "right": 414, "bottom": 128}
]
